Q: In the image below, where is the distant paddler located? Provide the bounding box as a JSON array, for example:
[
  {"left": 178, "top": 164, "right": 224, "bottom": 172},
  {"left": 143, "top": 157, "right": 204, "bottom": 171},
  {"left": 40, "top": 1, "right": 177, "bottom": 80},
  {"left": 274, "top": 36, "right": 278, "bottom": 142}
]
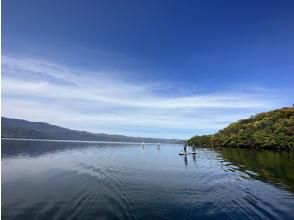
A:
[
  {"left": 141, "top": 142, "right": 144, "bottom": 148},
  {"left": 184, "top": 145, "right": 187, "bottom": 153},
  {"left": 157, "top": 142, "right": 160, "bottom": 149}
]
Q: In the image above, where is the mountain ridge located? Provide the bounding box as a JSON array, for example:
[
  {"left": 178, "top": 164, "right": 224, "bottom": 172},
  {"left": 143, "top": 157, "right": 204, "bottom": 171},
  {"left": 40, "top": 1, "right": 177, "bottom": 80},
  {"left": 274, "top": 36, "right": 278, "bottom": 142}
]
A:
[{"left": 1, "top": 117, "right": 184, "bottom": 144}]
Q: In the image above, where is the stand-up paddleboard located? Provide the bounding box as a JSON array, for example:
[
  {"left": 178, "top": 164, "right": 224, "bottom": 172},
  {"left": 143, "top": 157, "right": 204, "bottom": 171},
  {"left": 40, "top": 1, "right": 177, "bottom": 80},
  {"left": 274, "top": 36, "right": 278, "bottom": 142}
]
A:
[{"left": 179, "top": 152, "right": 196, "bottom": 155}]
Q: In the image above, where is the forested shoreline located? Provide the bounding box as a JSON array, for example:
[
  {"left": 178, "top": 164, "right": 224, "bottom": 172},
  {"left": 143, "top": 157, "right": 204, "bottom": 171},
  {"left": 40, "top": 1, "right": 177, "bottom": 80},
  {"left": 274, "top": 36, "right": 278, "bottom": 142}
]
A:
[{"left": 187, "top": 107, "right": 294, "bottom": 150}]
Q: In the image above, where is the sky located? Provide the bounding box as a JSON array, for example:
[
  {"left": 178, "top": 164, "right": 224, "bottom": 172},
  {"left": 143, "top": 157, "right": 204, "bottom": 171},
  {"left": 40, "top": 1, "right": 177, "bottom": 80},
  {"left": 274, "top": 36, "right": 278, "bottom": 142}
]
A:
[{"left": 2, "top": 0, "right": 294, "bottom": 139}]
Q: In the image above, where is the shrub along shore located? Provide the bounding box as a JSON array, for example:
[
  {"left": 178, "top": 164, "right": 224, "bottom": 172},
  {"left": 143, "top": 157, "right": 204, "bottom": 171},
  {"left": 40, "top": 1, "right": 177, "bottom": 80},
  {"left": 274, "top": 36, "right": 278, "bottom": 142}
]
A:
[{"left": 187, "top": 107, "right": 294, "bottom": 151}]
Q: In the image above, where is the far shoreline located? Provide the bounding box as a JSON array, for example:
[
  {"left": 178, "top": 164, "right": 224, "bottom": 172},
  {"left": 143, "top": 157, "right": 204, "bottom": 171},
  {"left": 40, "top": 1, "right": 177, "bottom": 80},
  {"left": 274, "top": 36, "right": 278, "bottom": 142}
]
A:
[{"left": 1, "top": 137, "right": 182, "bottom": 145}]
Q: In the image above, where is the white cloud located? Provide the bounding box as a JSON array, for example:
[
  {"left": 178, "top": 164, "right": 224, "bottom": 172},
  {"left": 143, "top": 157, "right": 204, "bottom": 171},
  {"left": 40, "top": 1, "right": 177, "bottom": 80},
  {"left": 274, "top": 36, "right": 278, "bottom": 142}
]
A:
[{"left": 1, "top": 56, "right": 286, "bottom": 138}]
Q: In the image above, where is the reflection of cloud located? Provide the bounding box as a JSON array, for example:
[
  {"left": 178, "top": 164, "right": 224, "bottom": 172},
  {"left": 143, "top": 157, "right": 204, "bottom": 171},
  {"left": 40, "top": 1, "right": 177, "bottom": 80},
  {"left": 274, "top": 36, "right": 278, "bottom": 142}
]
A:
[{"left": 1, "top": 56, "right": 287, "bottom": 138}]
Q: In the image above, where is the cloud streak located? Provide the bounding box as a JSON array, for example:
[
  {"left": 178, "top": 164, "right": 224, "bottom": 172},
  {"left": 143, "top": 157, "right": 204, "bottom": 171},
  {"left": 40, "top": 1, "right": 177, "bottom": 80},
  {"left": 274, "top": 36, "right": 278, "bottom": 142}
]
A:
[{"left": 1, "top": 56, "right": 287, "bottom": 138}]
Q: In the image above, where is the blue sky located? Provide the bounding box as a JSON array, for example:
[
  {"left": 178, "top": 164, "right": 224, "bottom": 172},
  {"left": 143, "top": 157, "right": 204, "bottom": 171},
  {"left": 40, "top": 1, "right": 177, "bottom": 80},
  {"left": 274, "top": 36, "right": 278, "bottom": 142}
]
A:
[{"left": 2, "top": 0, "right": 294, "bottom": 139}]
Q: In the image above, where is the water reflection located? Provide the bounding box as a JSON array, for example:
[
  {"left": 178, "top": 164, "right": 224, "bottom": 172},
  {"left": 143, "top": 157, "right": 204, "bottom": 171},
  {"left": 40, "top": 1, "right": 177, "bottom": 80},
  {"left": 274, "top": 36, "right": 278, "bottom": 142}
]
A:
[
  {"left": 219, "top": 147, "right": 294, "bottom": 192},
  {"left": 184, "top": 155, "right": 188, "bottom": 166},
  {"left": 2, "top": 140, "right": 294, "bottom": 220},
  {"left": 192, "top": 154, "right": 196, "bottom": 162},
  {"left": 1, "top": 139, "right": 143, "bottom": 158},
  {"left": 1, "top": 139, "right": 85, "bottom": 158},
  {"left": 180, "top": 154, "right": 197, "bottom": 166}
]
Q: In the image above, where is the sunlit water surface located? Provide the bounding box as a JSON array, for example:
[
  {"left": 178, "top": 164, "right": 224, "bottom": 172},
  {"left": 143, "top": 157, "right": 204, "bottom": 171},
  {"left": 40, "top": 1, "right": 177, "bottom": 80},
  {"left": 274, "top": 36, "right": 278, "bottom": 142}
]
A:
[{"left": 2, "top": 139, "right": 294, "bottom": 220}]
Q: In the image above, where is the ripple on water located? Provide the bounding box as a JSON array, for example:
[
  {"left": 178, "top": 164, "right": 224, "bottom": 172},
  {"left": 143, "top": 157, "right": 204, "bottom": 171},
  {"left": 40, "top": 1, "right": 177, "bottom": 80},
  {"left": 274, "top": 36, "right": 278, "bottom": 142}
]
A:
[
  {"left": 68, "top": 161, "right": 137, "bottom": 220},
  {"left": 2, "top": 142, "right": 294, "bottom": 220}
]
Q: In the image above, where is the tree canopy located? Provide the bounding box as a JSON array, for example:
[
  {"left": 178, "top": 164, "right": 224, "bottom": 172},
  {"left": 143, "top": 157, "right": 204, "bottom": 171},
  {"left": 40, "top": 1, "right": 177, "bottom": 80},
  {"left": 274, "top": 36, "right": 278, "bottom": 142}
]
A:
[{"left": 187, "top": 107, "right": 294, "bottom": 150}]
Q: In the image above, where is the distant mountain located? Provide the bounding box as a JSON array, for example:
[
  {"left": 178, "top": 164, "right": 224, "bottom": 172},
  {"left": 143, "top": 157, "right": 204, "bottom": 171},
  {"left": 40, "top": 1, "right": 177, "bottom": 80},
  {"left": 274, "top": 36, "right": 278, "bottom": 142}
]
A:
[{"left": 1, "top": 117, "right": 183, "bottom": 144}]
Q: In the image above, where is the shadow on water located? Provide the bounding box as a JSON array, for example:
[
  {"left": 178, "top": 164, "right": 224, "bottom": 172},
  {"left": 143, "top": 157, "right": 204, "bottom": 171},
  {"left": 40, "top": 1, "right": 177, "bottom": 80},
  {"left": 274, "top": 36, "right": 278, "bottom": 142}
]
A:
[{"left": 218, "top": 147, "right": 294, "bottom": 192}]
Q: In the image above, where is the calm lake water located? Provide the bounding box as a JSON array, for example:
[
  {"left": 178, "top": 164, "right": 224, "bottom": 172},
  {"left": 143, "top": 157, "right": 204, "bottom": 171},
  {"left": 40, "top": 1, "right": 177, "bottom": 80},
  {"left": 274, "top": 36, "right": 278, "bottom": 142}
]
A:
[{"left": 2, "top": 139, "right": 294, "bottom": 220}]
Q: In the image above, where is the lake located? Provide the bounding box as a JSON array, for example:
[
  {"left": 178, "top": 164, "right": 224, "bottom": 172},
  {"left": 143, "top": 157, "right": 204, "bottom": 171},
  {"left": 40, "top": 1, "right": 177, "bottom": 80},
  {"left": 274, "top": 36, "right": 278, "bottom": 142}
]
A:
[{"left": 2, "top": 139, "right": 294, "bottom": 220}]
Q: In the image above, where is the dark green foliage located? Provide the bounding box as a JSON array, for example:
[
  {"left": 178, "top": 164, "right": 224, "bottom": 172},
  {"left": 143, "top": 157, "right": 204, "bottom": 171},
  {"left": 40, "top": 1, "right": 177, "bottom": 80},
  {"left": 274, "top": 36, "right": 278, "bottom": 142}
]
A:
[
  {"left": 187, "top": 135, "right": 213, "bottom": 147},
  {"left": 187, "top": 107, "right": 294, "bottom": 150}
]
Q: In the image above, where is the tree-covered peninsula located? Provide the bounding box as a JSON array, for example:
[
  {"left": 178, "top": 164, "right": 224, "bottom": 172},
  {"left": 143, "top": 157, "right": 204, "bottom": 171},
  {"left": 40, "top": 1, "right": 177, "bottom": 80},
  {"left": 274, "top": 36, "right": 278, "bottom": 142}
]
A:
[{"left": 187, "top": 107, "right": 294, "bottom": 150}]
